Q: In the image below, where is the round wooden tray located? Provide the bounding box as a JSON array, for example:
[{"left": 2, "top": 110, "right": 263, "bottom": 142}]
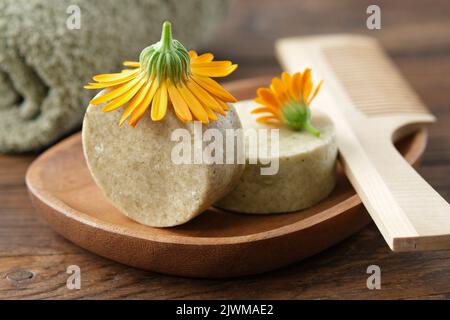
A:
[{"left": 25, "top": 77, "right": 428, "bottom": 278}]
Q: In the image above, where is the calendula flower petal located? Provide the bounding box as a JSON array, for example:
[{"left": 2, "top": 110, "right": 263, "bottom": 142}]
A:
[
  {"left": 203, "top": 104, "right": 218, "bottom": 121},
  {"left": 177, "top": 84, "right": 209, "bottom": 123},
  {"left": 270, "top": 77, "right": 288, "bottom": 103},
  {"left": 256, "top": 116, "right": 281, "bottom": 124},
  {"left": 151, "top": 81, "right": 168, "bottom": 121},
  {"left": 191, "top": 61, "right": 232, "bottom": 68},
  {"left": 252, "top": 69, "right": 323, "bottom": 135},
  {"left": 93, "top": 68, "right": 139, "bottom": 82},
  {"left": 189, "top": 50, "right": 198, "bottom": 59},
  {"left": 167, "top": 84, "right": 192, "bottom": 122},
  {"left": 129, "top": 80, "right": 159, "bottom": 127},
  {"left": 213, "top": 95, "right": 229, "bottom": 111},
  {"left": 186, "top": 79, "right": 224, "bottom": 114},
  {"left": 191, "top": 75, "right": 237, "bottom": 102},
  {"left": 301, "top": 68, "right": 313, "bottom": 102},
  {"left": 290, "top": 72, "right": 303, "bottom": 101},
  {"left": 192, "top": 53, "right": 214, "bottom": 63},
  {"left": 308, "top": 80, "right": 323, "bottom": 105},
  {"left": 84, "top": 71, "right": 141, "bottom": 89},
  {"left": 102, "top": 78, "right": 146, "bottom": 112},
  {"left": 251, "top": 106, "right": 280, "bottom": 116},
  {"left": 123, "top": 61, "right": 140, "bottom": 67},
  {"left": 191, "top": 64, "right": 238, "bottom": 78},
  {"left": 84, "top": 83, "right": 104, "bottom": 89},
  {"left": 91, "top": 73, "right": 144, "bottom": 105},
  {"left": 256, "top": 88, "right": 279, "bottom": 107},
  {"left": 281, "top": 72, "right": 292, "bottom": 88},
  {"left": 251, "top": 107, "right": 273, "bottom": 114},
  {"left": 119, "top": 80, "right": 154, "bottom": 126}
]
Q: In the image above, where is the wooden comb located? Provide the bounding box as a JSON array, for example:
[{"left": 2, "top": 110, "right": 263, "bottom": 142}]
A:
[{"left": 276, "top": 34, "right": 450, "bottom": 251}]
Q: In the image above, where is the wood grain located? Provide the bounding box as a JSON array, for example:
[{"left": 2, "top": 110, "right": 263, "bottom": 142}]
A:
[{"left": 1, "top": 0, "right": 450, "bottom": 299}]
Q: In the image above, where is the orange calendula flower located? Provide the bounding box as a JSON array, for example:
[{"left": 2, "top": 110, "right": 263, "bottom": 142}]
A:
[
  {"left": 253, "top": 70, "right": 323, "bottom": 137},
  {"left": 85, "top": 21, "right": 237, "bottom": 127}
]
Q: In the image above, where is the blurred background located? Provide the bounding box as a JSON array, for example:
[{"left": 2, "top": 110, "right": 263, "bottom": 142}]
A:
[{"left": 212, "top": 0, "right": 449, "bottom": 100}]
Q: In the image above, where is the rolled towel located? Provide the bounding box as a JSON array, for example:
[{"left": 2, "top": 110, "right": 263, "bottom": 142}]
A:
[{"left": 0, "top": 0, "right": 227, "bottom": 152}]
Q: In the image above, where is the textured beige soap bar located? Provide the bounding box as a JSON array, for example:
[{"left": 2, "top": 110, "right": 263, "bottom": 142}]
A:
[
  {"left": 82, "top": 95, "right": 244, "bottom": 227},
  {"left": 215, "top": 100, "right": 337, "bottom": 214}
]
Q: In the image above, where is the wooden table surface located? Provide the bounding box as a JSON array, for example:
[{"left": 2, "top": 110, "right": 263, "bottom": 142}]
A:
[{"left": 1, "top": 0, "right": 450, "bottom": 299}]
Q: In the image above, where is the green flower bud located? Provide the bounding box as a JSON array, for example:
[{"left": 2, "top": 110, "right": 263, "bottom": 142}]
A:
[
  {"left": 139, "top": 21, "right": 190, "bottom": 83},
  {"left": 281, "top": 100, "right": 320, "bottom": 137}
]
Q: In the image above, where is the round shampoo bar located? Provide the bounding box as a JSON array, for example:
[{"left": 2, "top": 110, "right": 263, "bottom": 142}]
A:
[
  {"left": 215, "top": 100, "right": 337, "bottom": 214},
  {"left": 82, "top": 92, "right": 244, "bottom": 227}
]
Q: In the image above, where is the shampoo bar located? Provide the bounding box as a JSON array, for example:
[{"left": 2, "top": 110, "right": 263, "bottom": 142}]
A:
[
  {"left": 215, "top": 100, "right": 337, "bottom": 214},
  {"left": 82, "top": 92, "right": 244, "bottom": 227}
]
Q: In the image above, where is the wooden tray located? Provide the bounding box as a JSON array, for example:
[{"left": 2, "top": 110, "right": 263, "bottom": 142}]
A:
[{"left": 25, "top": 77, "right": 428, "bottom": 278}]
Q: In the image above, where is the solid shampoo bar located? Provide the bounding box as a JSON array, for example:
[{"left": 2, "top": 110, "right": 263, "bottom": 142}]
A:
[
  {"left": 215, "top": 100, "right": 337, "bottom": 214},
  {"left": 82, "top": 93, "right": 244, "bottom": 227}
]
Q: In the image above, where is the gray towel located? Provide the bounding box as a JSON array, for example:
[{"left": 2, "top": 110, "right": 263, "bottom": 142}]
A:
[{"left": 0, "top": 0, "right": 227, "bottom": 152}]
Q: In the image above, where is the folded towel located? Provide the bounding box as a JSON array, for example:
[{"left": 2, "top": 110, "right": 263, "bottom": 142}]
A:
[{"left": 0, "top": 0, "right": 227, "bottom": 152}]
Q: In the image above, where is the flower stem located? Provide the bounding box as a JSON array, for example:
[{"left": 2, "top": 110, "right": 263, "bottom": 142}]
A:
[
  {"left": 304, "top": 121, "right": 320, "bottom": 137},
  {"left": 160, "top": 21, "right": 173, "bottom": 51}
]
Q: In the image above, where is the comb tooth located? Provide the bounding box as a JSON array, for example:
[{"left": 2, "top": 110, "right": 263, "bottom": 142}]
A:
[{"left": 323, "top": 46, "right": 428, "bottom": 116}]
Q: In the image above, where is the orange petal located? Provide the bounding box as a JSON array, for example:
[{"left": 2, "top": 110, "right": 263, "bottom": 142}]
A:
[
  {"left": 151, "top": 81, "right": 168, "bottom": 121},
  {"left": 203, "top": 104, "right": 218, "bottom": 121},
  {"left": 129, "top": 79, "right": 159, "bottom": 127},
  {"left": 212, "top": 95, "right": 229, "bottom": 111},
  {"left": 301, "top": 68, "right": 312, "bottom": 102},
  {"left": 189, "top": 50, "right": 198, "bottom": 59},
  {"left": 92, "top": 68, "right": 139, "bottom": 82},
  {"left": 281, "top": 72, "right": 292, "bottom": 88},
  {"left": 191, "top": 61, "right": 232, "bottom": 68},
  {"left": 191, "top": 75, "right": 237, "bottom": 102},
  {"left": 123, "top": 61, "right": 140, "bottom": 67},
  {"left": 176, "top": 84, "right": 209, "bottom": 123},
  {"left": 91, "top": 73, "right": 144, "bottom": 105},
  {"left": 186, "top": 79, "right": 224, "bottom": 114},
  {"left": 308, "top": 80, "right": 323, "bottom": 105},
  {"left": 256, "top": 115, "right": 281, "bottom": 125},
  {"left": 102, "top": 78, "right": 146, "bottom": 112},
  {"left": 84, "top": 72, "right": 140, "bottom": 89},
  {"left": 119, "top": 79, "right": 153, "bottom": 126},
  {"left": 167, "top": 83, "right": 192, "bottom": 122},
  {"left": 251, "top": 106, "right": 280, "bottom": 117},
  {"left": 191, "top": 64, "right": 238, "bottom": 78},
  {"left": 270, "top": 77, "right": 288, "bottom": 103},
  {"left": 290, "top": 72, "right": 303, "bottom": 101},
  {"left": 256, "top": 87, "right": 279, "bottom": 107},
  {"left": 192, "top": 52, "right": 214, "bottom": 63}
]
